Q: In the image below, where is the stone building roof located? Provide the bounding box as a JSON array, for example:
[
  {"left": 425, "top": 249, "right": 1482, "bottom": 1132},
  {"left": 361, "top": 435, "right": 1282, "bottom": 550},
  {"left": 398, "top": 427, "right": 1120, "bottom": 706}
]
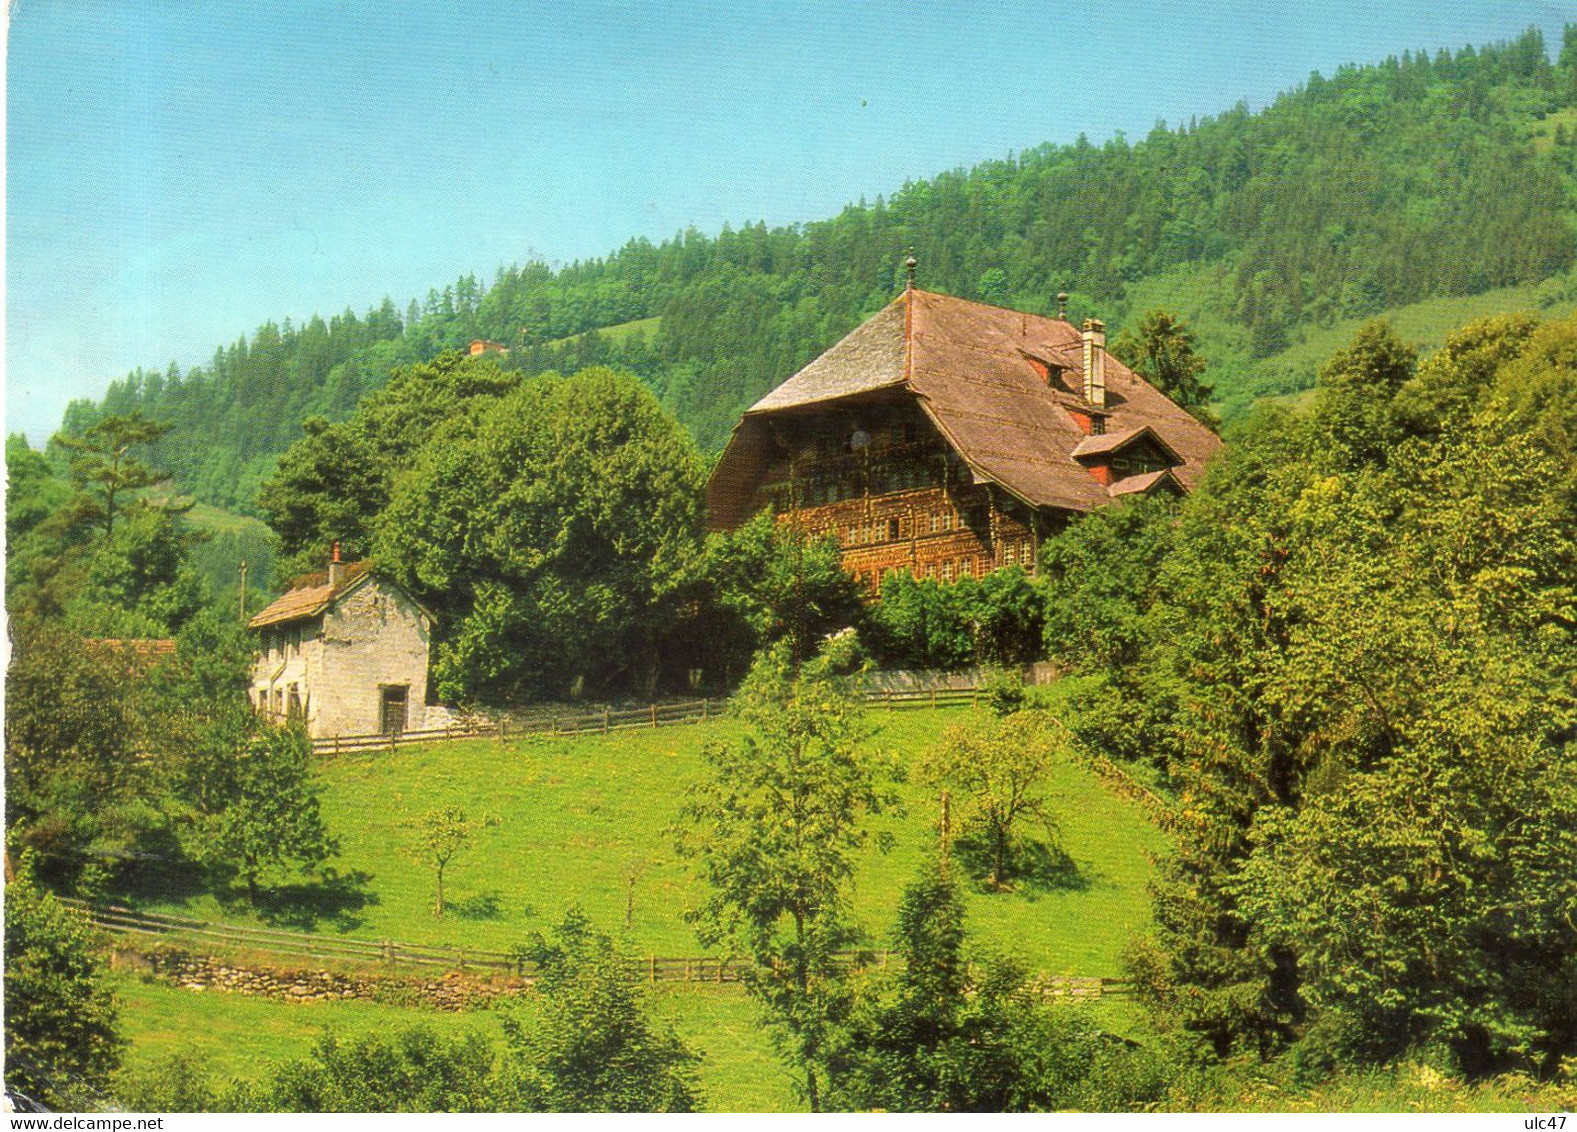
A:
[
  {"left": 707, "top": 288, "right": 1222, "bottom": 528},
  {"left": 248, "top": 561, "right": 375, "bottom": 629}
]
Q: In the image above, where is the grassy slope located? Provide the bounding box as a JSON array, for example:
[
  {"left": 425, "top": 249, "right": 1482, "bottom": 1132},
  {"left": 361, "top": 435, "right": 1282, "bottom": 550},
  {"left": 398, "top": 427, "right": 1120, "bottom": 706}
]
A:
[
  {"left": 110, "top": 971, "right": 794, "bottom": 1111},
  {"left": 547, "top": 315, "right": 662, "bottom": 349},
  {"left": 184, "top": 501, "right": 274, "bottom": 538},
  {"left": 1116, "top": 264, "right": 1577, "bottom": 420},
  {"left": 131, "top": 707, "right": 1166, "bottom": 978},
  {"left": 111, "top": 972, "right": 1574, "bottom": 1113}
]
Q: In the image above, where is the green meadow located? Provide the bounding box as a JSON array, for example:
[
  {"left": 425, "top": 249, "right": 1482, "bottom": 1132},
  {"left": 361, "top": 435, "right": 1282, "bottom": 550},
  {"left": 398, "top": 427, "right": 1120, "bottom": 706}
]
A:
[{"left": 130, "top": 706, "right": 1166, "bottom": 977}]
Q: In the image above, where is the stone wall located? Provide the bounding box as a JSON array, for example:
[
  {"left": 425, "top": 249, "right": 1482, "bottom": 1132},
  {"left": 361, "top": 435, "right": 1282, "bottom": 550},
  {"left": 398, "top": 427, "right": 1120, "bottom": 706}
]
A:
[
  {"left": 134, "top": 950, "right": 520, "bottom": 1011},
  {"left": 313, "top": 580, "right": 433, "bottom": 739}
]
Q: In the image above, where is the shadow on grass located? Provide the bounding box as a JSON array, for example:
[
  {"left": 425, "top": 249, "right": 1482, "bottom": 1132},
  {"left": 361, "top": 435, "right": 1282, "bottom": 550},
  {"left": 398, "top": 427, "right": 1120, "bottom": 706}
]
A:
[
  {"left": 246, "top": 868, "right": 379, "bottom": 932},
  {"left": 107, "top": 836, "right": 209, "bottom": 907},
  {"left": 953, "top": 830, "right": 1088, "bottom": 900},
  {"left": 449, "top": 891, "right": 504, "bottom": 921}
]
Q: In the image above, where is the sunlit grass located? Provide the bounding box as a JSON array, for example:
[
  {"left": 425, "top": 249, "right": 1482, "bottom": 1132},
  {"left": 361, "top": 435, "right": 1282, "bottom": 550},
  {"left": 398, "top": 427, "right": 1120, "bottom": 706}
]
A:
[{"left": 131, "top": 707, "right": 1166, "bottom": 978}]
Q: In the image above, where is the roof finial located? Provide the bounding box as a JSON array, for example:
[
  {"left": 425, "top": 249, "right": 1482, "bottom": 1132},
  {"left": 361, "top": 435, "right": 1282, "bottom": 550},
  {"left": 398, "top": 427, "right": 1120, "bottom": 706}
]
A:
[
  {"left": 905, "top": 250, "right": 917, "bottom": 292},
  {"left": 1057, "top": 291, "right": 1069, "bottom": 320}
]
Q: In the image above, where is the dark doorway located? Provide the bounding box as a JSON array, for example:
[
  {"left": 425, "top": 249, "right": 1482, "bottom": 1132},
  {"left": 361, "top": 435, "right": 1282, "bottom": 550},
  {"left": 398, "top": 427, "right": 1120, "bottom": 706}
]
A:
[{"left": 380, "top": 685, "right": 409, "bottom": 736}]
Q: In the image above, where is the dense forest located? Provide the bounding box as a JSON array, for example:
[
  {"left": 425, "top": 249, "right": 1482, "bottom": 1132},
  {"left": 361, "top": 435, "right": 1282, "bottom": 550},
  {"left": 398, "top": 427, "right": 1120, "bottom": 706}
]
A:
[{"left": 53, "top": 26, "right": 1577, "bottom": 514}]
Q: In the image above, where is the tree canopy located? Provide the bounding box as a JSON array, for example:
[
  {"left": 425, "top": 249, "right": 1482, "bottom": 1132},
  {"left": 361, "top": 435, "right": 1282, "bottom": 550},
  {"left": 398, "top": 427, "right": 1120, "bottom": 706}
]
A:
[{"left": 1053, "top": 310, "right": 1577, "bottom": 1076}]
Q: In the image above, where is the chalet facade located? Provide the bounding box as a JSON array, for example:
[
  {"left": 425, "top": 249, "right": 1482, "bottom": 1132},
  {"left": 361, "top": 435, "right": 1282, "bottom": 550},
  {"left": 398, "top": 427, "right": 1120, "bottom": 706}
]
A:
[
  {"left": 706, "top": 286, "right": 1220, "bottom": 591},
  {"left": 248, "top": 551, "right": 435, "bottom": 739}
]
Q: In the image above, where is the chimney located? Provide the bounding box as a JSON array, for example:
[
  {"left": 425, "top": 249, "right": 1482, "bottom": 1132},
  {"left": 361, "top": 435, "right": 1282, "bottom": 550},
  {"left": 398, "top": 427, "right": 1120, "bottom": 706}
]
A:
[
  {"left": 1081, "top": 319, "right": 1106, "bottom": 409},
  {"left": 328, "top": 541, "right": 345, "bottom": 588}
]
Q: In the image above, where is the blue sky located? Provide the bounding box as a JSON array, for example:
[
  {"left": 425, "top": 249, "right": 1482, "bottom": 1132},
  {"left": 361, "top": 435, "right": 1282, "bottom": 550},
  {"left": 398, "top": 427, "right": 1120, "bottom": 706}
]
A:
[{"left": 7, "top": 0, "right": 1572, "bottom": 444}]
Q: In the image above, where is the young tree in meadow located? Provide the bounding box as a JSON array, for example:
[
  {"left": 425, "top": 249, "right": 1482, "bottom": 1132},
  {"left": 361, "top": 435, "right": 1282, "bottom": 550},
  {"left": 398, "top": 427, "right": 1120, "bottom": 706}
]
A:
[
  {"left": 3, "top": 861, "right": 124, "bottom": 1108},
  {"left": 675, "top": 640, "right": 900, "bottom": 1111},
  {"left": 402, "top": 806, "right": 498, "bottom": 918},
  {"left": 497, "top": 909, "right": 699, "bottom": 1112},
  {"left": 921, "top": 710, "right": 1063, "bottom": 890}
]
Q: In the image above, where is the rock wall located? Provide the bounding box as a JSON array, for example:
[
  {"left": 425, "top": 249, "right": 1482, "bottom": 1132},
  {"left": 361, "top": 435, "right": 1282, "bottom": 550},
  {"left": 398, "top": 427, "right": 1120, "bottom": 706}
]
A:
[{"left": 137, "top": 950, "right": 522, "bottom": 1011}]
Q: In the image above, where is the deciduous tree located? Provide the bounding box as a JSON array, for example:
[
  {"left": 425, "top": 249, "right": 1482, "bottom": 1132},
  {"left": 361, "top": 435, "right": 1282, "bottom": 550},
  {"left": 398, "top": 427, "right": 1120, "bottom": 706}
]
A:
[
  {"left": 498, "top": 909, "right": 699, "bottom": 1111},
  {"left": 675, "top": 641, "right": 900, "bottom": 1110},
  {"left": 3, "top": 861, "right": 123, "bottom": 1107},
  {"left": 402, "top": 806, "right": 497, "bottom": 918},
  {"left": 921, "top": 710, "right": 1063, "bottom": 890}
]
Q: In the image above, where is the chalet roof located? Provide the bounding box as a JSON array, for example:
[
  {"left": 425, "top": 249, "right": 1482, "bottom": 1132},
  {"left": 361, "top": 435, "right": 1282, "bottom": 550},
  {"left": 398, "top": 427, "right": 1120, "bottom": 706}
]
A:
[
  {"left": 248, "top": 561, "right": 375, "bottom": 629},
  {"left": 1070, "top": 425, "right": 1183, "bottom": 464},
  {"left": 1107, "top": 468, "right": 1182, "bottom": 497},
  {"left": 708, "top": 289, "right": 1221, "bottom": 525}
]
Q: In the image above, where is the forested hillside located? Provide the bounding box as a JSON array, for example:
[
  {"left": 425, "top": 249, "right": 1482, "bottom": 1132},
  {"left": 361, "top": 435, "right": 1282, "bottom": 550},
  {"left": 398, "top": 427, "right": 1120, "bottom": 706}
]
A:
[{"left": 59, "top": 26, "right": 1577, "bottom": 513}]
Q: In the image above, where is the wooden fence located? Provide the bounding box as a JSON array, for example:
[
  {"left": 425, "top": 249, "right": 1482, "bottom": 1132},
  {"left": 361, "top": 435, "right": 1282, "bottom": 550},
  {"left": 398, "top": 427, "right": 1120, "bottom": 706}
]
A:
[
  {"left": 66, "top": 899, "right": 1125, "bottom": 997},
  {"left": 313, "top": 687, "right": 982, "bottom": 755}
]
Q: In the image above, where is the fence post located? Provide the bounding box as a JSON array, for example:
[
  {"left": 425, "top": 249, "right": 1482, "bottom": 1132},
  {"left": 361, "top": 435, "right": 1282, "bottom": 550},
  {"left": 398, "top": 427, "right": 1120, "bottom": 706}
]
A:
[
  {"left": 649, "top": 955, "right": 657, "bottom": 983},
  {"left": 651, "top": 703, "right": 657, "bottom": 728},
  {"left": 702, "top": 697, "right": 708, "bottom": 722},
  {"left": 886, "top": 690, "right": 892, "bottom": 710},
  {"left": 684, "top": 958, "right": 691, "bottom": 981},
  {"left": 931, "top": 688, "right": 937, "bottom": 709},
  {"left": 389, "top": 731, "right": 396, "bottom": 754},
  {"left": 334, "top": 735, "right": 341, "bottom": 756},
  {"left": 603, "top": 707, "right": 610, "bottom": 734}
]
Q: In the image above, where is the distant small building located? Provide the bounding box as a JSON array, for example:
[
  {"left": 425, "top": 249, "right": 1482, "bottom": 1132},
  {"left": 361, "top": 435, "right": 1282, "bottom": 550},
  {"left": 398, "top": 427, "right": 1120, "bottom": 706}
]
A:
[
  {"left": 83, "top": 638, "right": 178, "bottom": 665},
  {"left": 247, "top": 550, "right": 435, "bottom": 739},
  {"left": 468, "top": 338, "right": 508, "bottom": 356}
]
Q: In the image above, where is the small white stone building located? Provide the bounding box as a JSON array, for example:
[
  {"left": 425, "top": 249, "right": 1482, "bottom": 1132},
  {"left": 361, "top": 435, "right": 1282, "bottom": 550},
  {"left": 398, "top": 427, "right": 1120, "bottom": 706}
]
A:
[{"left": 248, "top": 554, "right": 436, "bottom": 739}]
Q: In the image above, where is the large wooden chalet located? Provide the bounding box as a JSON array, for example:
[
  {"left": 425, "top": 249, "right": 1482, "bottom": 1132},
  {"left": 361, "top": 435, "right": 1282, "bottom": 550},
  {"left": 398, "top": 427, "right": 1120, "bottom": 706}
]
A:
[{"left": 705, "top": 285, "right": 1221, "bottom": 592}]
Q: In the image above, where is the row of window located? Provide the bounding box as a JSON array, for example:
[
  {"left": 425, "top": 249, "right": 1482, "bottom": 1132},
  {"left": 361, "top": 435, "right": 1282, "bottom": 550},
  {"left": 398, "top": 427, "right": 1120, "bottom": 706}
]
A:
[
  {"left": 807, "top": 510, "right": 1036, "bottom": 555},
  {"left": 838, "top": 510, "right": 967, "bottom": 546},
  {"left": 255, "top": 683, "right": 304, "bottom": 719},
  {"left": 853, "top": 558, "right": 978, "bottom": 592},
  {"left": 852, "top": 543, "right": 1038, "bottom": 593},
  {"left": 761, "top": 462, "right": 968, "bottom": 510},
  {"left": 260, "top": 623, "right": 308, "bottom": 663}
]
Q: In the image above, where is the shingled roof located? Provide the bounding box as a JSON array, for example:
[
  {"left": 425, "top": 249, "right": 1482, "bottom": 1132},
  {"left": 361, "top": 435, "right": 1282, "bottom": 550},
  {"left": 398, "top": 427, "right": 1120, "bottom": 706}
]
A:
[
  {"left": 708, "top": 288, "right": 1221, "bottom": 526},
  {"left": 248, "top": 561, "right": 374, "bottom": 629},
  {"left": 83, "top": 638, "right": 178, "bottom": 662}
]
